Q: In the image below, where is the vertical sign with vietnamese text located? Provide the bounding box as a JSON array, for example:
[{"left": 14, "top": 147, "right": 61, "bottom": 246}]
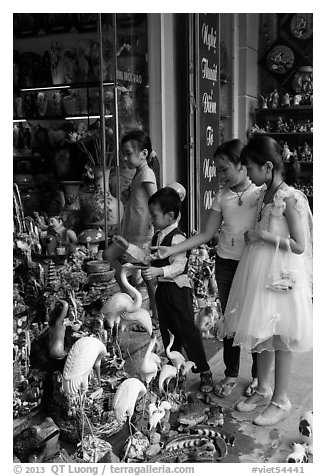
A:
[{"left": 196, "top": 14, "right": 220, "bottom": 230}]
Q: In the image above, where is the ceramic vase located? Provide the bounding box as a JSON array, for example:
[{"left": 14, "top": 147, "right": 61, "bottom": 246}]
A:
[
  {"left": 61, "top": 181, "right": 82, "bottom": 210},
  {"left": 79, "top": 166, "right": 124, "bottom": 234}
]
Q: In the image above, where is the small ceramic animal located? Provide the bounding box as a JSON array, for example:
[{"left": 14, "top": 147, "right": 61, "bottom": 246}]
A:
[
  {"left": 299, "top": 410, "right": 313, "bottom": 454},
  {"left": 286, "top": 443, "right": 308, "bottom": 463}
]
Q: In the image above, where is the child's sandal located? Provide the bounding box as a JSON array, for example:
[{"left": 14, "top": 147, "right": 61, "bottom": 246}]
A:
[
  {"left": 200, "top": 371, "right": 214, "bottom": 393},
  {"left": 214, "top": 378, "right": 237, "bottom": 398}
]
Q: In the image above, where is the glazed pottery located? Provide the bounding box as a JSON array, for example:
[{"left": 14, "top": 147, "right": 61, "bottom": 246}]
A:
[
  {"left": 61, "top": 181, "right": 82, "bottom": 210},
  {"left": 79, "top": 166, "right": 123, "bottom": 234}
]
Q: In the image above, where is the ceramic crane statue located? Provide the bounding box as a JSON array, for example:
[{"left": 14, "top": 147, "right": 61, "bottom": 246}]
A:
[
  {"left": 101, "top": 263, "right": 142, "bottom": 355},
  {"left": 139, "top": 335, "right": 161, "bottom": 390},
  {"left": 148, "top": 401, "right": 172, "bottom": 431},
  {"left": 158, "top": 364, "right": 177, "bottom": 395},
  {"left": 120, "top": 308, "right": 153, "bottom": 336},
  {"left": 180, "top": 360, "right": 196, "bottom": 393},
  {"left": 113, "top": 377, "right": 147, "bottom": 437},
  {"left": 62, "top": 336, "right": 107, "bottom": 396},
  {"left": 166, "top": 329, "right": 186, "bottom": 391},
  {"left": 61, "top": 335, "right": 108, "bottom": 454}
]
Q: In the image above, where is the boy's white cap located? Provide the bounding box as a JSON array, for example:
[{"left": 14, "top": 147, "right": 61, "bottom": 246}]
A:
[{"left": 166, "top": 182, "right": 186, "bottom": 201}]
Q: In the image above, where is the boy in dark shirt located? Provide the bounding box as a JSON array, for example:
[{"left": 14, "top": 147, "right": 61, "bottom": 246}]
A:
[{"left": 142, "top": 187, "right": 213, "bottom": 393}]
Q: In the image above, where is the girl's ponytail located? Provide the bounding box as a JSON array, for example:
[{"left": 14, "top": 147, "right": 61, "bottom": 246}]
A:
[
  {"left": 283, "top": 156, "right": 301, "bottom": 186},
  {"left": 147, "top": 150, "right": 161, "bottom": 189}
]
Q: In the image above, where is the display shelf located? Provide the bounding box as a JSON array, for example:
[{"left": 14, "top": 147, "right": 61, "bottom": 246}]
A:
[
  {"left": 253, "top": 102, "right": 313, "bottom": 207},
  {"left": 255, "top": 105, "right": 312, "bottom": 113},
  {"left": 254, "top": 132, "right": 312, "bottom": 137}
]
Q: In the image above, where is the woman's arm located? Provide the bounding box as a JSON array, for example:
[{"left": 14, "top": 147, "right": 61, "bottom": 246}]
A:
[{"left": 153, "top": 209, "right": 222, "bottom": 258}]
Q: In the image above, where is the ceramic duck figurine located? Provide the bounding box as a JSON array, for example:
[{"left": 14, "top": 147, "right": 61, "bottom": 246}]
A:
[
  {"left": 29, "top": 300, "right": 69, "bottom": 371},
  {"left": 48, "top": 300, "right": 69, "bottom": 359}
]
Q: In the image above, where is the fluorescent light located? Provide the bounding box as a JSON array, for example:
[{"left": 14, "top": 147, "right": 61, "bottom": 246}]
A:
[
  {"left": 13, "top": 119, "right": 26, "bottom": 123},
  {"left": 65, "top": 115, "right": 113, "bottom": 120},
  {"left": 20, "top": 86, "right": 71, "bottom": 92}
]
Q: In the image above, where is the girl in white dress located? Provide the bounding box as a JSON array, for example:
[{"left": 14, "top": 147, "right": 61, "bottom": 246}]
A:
[{"left": 224, "top": 135, "right": 313, "bottom": 426}]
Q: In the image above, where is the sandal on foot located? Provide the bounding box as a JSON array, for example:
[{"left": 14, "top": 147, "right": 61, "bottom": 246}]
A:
[
  {"left": 200, "top": 371, "right": 214, "bottom": 393},
  {"left": 236, "top": 388, "right": 272, "bottom": 412},
  {"left": 244, "top": 378, "right": 258, "bottom": 397},
  {"left": 253, "top": 400, "right": 292, "bottom": 426},
  {"left": 214, "top": 378, "right": 237, "bottom": 398}
]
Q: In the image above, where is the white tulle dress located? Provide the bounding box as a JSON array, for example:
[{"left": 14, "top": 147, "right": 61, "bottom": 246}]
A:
[{"left": 224, "top": 185, "right": 313, "bottom": 353}]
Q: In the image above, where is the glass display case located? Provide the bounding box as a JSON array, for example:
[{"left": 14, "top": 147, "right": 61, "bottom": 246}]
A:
[{"left": 13, "top": 13, "right": 150, "bottom": 239}]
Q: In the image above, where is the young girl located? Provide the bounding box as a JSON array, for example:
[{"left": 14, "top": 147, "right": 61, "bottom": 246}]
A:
[
  {"left": 223, "top": 135, "right": 313, "bottom": 426},
  {"left": 103, "top": 129, "right": 158, "bottom": 320},
  {"left": 153, "top": 139, "right": 261, "bottom": 397}
]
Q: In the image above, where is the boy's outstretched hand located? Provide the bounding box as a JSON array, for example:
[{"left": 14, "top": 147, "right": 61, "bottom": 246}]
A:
[
  {"left": 150, "top": 246, "right": 171, "bottom": 260},
  {"left": 142, "top": 266, "right": 163, "bottom": 281}
]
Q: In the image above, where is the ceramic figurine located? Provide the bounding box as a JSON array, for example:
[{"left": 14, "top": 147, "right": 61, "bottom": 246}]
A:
[
  {"left": 288, "top": 118, "right": 296, "bottom": 132},
  {"left": 36, "top": 92, "right": 48, "bottom": 116},
  {"left": 281, "top": 92, "right": 291, "bottom": 107},
  {"left": 140, "top": 335, "right": 160, "bottom": 389},
  {"left": 100, "top": 263, "right": 142, "bottom": 344},
  {"left": 148, "top": 401, "right": 172, "bottom": 431},
  {"left": 265, "top": 120, "right": 272, "bottom": 133},
  {"left": 48, "top": 300, "right": 69, "bottom": 360},
  {"left": 270, "top": 89, "right": 279, "bottom": 109},
  {"left": 16, "top": 97, "right": 24, "bottom": 118},
  {"left": 276, "top": 116, "right": 284, "bottom": 132},
  {"left": 113, "top": 378, "right": 147, "bottom": 435},
  {"left": 258, "top": 94, "right": 268, "bottom": 109},
  {"left": 299, "top": 410, "right": 313, "bottom": 454},
  {"left": 120, "top": 308, "right": 153, "bottom": 336},
  {"left": 158, "top": 364, "right": 178, "bottom": 394},
  {"left": 45, "top": 215, "right": 77, "bottom": 255},
  {"left": 166, "top": 330, "right": 186, "bottom": 390},
  {"left": 62, "top": 336, "right": 107, "bottom": 396},
  {"left": 293, "top": 94, "right": 302, "bottom": 106},
  {"left": 52, "top": 91, "right": 62, "bottom": 115},
  {"left": 282, "top": 142, "right": 292, "bottom": 161},
  {"left": 286, "top": 443, "right": 308, "bottom": 463}
]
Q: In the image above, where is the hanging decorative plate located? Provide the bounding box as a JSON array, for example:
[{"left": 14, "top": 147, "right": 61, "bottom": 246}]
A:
[
  {"left": 266, "top": 45, "right": 295, "bottom": 75},
  {"left": 290, "top": 14, "right": 313, "bottom": 40}
]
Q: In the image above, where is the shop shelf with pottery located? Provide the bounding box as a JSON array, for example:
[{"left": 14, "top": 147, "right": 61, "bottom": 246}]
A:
[{"left": 251, "top": 80, "right": 313, "bottom": 208}]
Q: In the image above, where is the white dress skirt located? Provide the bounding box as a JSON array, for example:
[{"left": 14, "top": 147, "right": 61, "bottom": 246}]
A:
[{"left": 224, "top": 186, "right": 313, "bottom": 353}]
